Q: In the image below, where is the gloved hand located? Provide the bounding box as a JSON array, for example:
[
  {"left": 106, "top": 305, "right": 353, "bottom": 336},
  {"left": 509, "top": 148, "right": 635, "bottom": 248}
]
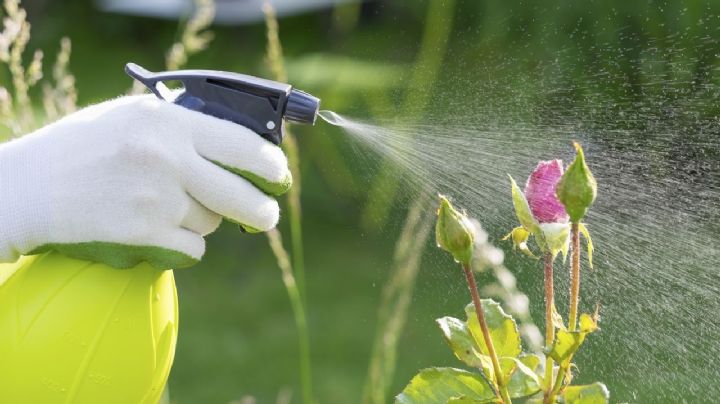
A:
[{"left": 0, "top": 94, "right": 292, "bottom": 269}]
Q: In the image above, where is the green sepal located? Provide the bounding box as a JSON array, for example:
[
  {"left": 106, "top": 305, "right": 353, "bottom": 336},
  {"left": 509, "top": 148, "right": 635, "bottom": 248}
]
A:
[
  {"left": 395, "top": 367, "right": 497, "bottom": 404},
  {"left": 211, "top": 159, "right": 293, "bottom": 196},
  {"left": 558, "top": 382, "right": 609, "bottom": 404},
  {"left": 509, "top": 176, "right": 541, "bottom": 236},
  {"left": 503, "top": 227, "right": 536, "bottom": 258},
  {"left": 465, "top": 299, "right": 522, "bottom": 359},
  {"left": 551, "top": 304, "right": 567, "bottom": 331},
  {"left": 556, "top": 142, "right": 597, "bottom": 223},
  {"left": 578, "top": 223, "right": 594, "bottom": 269},
  {"left": 28, "top": 242, "right": 196, "bottom": 269},
  {"left": 538, "top": 223, "right": 570, "bottom": 259}
]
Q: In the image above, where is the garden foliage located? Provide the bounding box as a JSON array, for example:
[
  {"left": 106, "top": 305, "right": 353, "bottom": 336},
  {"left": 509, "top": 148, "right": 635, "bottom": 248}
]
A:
[{"left": 397, "top": 145, "right": 608, "bottom": 404}]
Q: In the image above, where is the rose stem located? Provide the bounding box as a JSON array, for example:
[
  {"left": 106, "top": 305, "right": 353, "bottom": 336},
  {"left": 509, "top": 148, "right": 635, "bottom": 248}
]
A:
[
  {"left": 462, "top": 263, "right": 512, "bottom": 404},
  {"left": 543, "top": 252, "right": 555, "bottom": 400},
  {"left": 568, "top": 222, "right": 581, "bottom": 331},
  {"left": 546, "top": 223, "right": 582, "bottom": 403}
]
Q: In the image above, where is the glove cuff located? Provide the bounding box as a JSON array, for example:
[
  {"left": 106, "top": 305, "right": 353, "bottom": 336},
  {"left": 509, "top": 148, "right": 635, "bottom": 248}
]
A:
[{"left": 0, "top": 138, "right": 51, "bottom": 262}]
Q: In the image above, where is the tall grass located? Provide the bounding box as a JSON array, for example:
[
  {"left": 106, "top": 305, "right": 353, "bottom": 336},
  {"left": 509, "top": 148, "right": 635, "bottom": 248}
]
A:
[
  {"left": 263, "top": 1, "right": 313, "bottom": 403},
  {"left": 362, "top": 195, "right": 434, "bottom": 404},
  {"left": 360, "top": 1, "right": 457, "bottom": 402},
  {"left": 0, "top": 0, "right": 77, "bottom": 138},
  {"left": 128, "top": 0, "right": 215, "bottom": 95}
]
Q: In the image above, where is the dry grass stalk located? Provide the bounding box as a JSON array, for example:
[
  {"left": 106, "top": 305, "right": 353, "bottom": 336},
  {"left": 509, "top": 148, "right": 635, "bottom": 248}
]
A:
[
  {"left": 262, "top": 2, "right": 312, "bottom": 402},
  {"left": 165, "top": 0, "right": 214, "bottom": 71},
  {"left": 0, "top": 0, "right": 42, "bottom": 135},
  {"left": 42, "top": 37, "right": 77, "bottom": 122},
  {"left": 128, "top": 0, "right": 215, "bottom": 95},
  {"left": 362, "top": 195, "right": 434, "bottom": 404}
]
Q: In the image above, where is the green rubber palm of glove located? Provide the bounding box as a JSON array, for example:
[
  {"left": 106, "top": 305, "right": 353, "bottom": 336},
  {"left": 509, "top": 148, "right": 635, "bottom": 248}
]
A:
[{"left": 0, "top": 95, "right": 292, "bottom": 269}]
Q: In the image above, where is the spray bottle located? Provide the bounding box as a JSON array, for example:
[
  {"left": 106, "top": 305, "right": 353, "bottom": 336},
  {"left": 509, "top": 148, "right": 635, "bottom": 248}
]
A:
[{"left": 0, "top": 63, "right": 320, "bottom": 404}]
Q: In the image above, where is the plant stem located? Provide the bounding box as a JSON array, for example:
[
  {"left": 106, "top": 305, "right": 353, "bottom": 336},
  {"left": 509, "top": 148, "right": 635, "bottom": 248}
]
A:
[
  {"left": 568, "top": 222, "right": 581, "bottom": 331},
  {"left": 462, "top": 263, "right": 512, "bottom": 404},
  {"left": 262, "top": 3, "right": 313, "bottom": 402},
  {"left": 542, "top": 252, "right": 555, "bottom": 400},
  {"left": 283, "top": 130, "right": 307, "bottom": 302},
  {"left": 548, "top": 365, "right": 567, "bottom": 403},
  {"left": 546, "top": 223, "right": 582, "bottom": 403},
  {"left": 267, "top": 229, "right": 313, "bottom": 404}
]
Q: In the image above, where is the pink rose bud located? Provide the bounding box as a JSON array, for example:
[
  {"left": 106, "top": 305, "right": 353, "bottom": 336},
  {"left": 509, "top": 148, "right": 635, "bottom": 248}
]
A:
[{"left": 524, "top": 160, "right": 569, "bottom": 223}]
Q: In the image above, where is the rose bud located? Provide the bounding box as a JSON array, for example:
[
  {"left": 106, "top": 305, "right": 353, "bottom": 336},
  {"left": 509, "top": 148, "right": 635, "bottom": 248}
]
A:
[{"left": 436, "top": 195, "right": 475, "bottom": 265}]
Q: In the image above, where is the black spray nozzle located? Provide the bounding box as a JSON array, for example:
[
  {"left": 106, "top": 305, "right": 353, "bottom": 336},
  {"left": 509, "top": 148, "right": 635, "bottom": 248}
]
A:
[{"left": 125, "top": 62, "right": 320, "bottom": 145}]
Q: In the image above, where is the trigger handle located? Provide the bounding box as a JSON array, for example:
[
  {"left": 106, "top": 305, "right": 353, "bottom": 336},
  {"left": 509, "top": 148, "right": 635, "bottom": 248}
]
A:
[{"left": 125, "top": 63, "right": 173, "bottom": 101}]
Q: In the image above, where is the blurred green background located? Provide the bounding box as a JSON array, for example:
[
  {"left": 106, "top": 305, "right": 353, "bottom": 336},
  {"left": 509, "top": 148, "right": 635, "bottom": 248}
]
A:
[{"left": 6, "top": 0, "right": 720, "bottom": 402}]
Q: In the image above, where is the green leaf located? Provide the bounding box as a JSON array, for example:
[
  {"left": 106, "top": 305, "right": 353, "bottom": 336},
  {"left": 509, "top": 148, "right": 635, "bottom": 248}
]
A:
[
  {"left": 547, "top": 330, "right": 586, "bottom": 367},
  {"left": 436, "top": 317, "right": 485, "bottom": 368},
  {"left": 446, "top": 397, "right": 500, "bottom": 404},
  {"left": 395, "top": 368, "right": 497, "bottom": 404},
  {"left": 509, "top": 176, "right": 541, "bottom": 235},
  {"left": 558, "top": 382, "right": 609, "bottom": 404},
  {"left": 466, "top": 299, "right": 522, "bottom": 359},
  {"left": 500, "top": 357, "right": 541, "bottom": 398},
  {"left": 579, "top": 313, "right": 599, "bottom": 333},
  {"left": 548, "top": 314, "right": 598, "bottom": 366},
  {"left": 556, "top": 142, "right": 597, "bottom": 223},
  {"left": 577, "top": 223, "right": 594, "bottom": 269},
  {"left": 518, "top": 354, "right": 544, "bottom": 376}
]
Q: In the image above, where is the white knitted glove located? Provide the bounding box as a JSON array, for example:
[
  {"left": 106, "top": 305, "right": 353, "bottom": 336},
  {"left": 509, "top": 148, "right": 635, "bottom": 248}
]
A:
[{"left": 0, "top": 94, "right": 292, "bottom": 268}]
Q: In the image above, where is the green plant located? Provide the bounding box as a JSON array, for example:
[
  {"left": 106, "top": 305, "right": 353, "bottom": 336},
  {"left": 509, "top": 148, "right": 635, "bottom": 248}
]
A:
[
  {"left": 262, "top": 1, "right": 314, "bottom": 403},
  {"left": 396, "top": 145, "right": 607, "bottom": 403},
  {"left": 0, "top": 0, "right": 77, "bottom": 138}
]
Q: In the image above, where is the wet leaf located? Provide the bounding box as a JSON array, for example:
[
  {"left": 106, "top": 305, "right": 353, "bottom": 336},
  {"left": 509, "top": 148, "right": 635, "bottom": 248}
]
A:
[
  {"left": 518, "top": 354, "right": 544, "bottom": 376},
  {"left": 558, "top": 382, "right": 609, "bottom": 404},
  {"left": 500, "top": 357, "right": 542, "bottom": 398},
  {"left": 395, "top": 368, "right": 496, "bottom": 404},
  {"left": 436, "top": 316, "right": 485, "bottom": 368},
  {"left": 466, "top": 299, "right": 522, "bottom": 359},
  {"left": 579, "top": 313, "right": 599, "bottom": 333},
  {"left": 548, "top": 331, "right": 585, "bottom": 367}
]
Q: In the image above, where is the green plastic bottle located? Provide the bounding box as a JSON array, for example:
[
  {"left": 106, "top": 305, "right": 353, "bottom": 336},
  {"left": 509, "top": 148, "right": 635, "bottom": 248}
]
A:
[{"left": 0, "top": 251, "right": 178, "bottom": 403}]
